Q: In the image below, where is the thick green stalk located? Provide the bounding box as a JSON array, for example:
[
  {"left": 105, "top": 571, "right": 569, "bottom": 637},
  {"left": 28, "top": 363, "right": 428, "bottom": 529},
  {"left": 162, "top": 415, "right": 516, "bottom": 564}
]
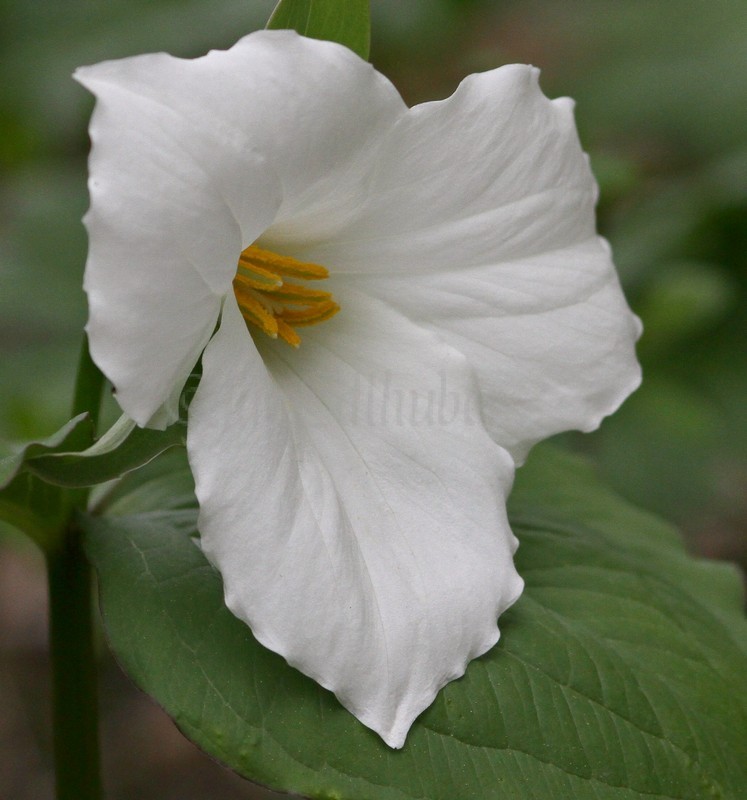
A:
[
  {"left": 72, "top": 334, "right": 105, "bottom": 431},
  {"left": 47, "top": 526, "right": 103, "bottom": 800},
  {"left": 47, "top": 333, "right": 106, "bottom": 799}
]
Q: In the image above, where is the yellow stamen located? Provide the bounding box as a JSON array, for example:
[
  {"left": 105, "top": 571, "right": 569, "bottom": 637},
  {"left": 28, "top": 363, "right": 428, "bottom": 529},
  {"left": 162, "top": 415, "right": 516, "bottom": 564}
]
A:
[
  {"left": 276, "top": 319, "right": 302, "bottom": 348},
  {"left": 233, "top": 244, "right": 339, "bottom": 346},
  {"left": 233, "top": 282, "right": 278, "bottom": 338},
  {"left": 262, "top": 283, "right": 334, "bottom": 305},
  {"left": 278, "top": 300, "right": 340, "bottom": 327},
  {"left": 235, "top": 262, "right": 283, "bottom": 290},
  {"left": 240, "top": 245, "right": 330, "bottom": 281}
]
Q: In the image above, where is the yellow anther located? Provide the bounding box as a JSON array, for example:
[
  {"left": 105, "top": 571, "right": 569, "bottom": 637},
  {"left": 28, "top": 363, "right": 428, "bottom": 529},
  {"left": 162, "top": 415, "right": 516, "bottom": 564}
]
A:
[
  {"left": 278, "top": 300, "right": 340, "bottom": 327},
  {"left": 233, "top": 244, "right": 339, "bottom": 346},
  {"left": 240, "top": 245, "right": 330, "bottom": 281},
  {"left": 276, "top": 319, "right": 302, "bottom": 348},
  {"left": 262, "top": 283, "right": 334, "bottom": 305},
  {"left": 233, "top": 282, "right": 278, "bottom": 338},
  {"left": 235, "top": 262, "right": 283, "bottom": 290}
]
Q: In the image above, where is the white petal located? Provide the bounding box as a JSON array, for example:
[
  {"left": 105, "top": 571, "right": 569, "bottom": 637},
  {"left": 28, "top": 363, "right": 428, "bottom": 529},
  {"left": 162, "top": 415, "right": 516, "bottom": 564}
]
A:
[
  {"left": 302, "top": 65, "right": 641, "bottom": 460},
  {"left": 76, "top": 65, "right": 266, "bottom": 426},
  {"left": 288, "top": 65, "right": 595, "bottom": 272},
  {"left": 351, "top": 240, "right": 642, "bottom": 462},
  {"left": 76, "top": 31, "right": 406, "bottom": 425},
  {"left": 188, "top": 295, "right": 522, "bottom": 748}
]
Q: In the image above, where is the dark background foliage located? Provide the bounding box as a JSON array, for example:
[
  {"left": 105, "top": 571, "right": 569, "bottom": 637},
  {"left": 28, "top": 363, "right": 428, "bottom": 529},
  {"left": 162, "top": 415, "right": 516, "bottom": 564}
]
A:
[{"left": 1, "top": 1, "right": 745, "bottom": 797}]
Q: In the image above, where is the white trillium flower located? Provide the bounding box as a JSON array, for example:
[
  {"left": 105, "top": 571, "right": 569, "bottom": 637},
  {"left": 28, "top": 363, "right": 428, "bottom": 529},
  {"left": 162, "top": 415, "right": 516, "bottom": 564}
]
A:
[{"left": 75, "top": 30, "right": 641, "bottom": 748}]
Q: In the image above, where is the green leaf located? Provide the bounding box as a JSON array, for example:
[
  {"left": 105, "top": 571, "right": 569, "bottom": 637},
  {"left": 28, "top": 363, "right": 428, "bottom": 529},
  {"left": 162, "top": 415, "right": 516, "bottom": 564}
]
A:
[
  {"left": 90, "top": 447, "right": 197, "bottom": 517},
  {"left": 0, "top": 413, "right": 93, "bottom": 544},
  {"left": 82, "top": 445, "right": 747, "bottom": 799},
  {"left": 26, "top": 414, "right": 186, "bottom": 488},
  {"left": 0, "top": 413, "right": 92, "bottom": 489},
  {"left": 267, "top": 0, "right": 370, "bottom": 60}
]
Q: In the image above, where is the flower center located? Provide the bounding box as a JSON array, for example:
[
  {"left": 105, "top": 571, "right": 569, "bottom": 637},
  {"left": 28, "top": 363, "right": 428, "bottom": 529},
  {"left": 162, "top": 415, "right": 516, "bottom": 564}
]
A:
[{"left": 233, "top": 245, "right": 340, "bottom": 348}]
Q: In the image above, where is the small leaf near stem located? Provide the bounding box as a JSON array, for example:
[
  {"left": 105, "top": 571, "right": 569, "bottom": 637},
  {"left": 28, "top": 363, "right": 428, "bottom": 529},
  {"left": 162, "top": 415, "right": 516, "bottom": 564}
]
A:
[{"left": 27, "top": 415, "right": 186, "bottom": 488}]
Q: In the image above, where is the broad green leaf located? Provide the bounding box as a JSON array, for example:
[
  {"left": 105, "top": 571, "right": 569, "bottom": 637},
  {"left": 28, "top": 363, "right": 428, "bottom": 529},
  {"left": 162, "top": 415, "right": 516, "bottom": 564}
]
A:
[
  {"left": 89, "top": 447, "right": 197, "bottom": 517},
  {"left": 26, "top": 414, "right": 186, "bottom": 488},
  {"left": 267, "top": 0, "right": 370, "bottom": 60},
  {"left": 0, "top": 412, "right": 92, "bottom": 489},
  {"left": 83, "top": 446, "right": 747, "bottom": 799}
]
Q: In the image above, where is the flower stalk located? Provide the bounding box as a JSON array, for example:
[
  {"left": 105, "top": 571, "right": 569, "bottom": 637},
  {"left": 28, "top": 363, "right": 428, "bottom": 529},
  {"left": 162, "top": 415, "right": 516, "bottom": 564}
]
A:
[
  {"left": 72, "top": 334, "right": 105, "bottom": 431},
  {"left": 46, "top": 523, "right": 103, "bottom": 800},
  {"left": 47, "top": 333, "right": 105, "bottom": 799}
]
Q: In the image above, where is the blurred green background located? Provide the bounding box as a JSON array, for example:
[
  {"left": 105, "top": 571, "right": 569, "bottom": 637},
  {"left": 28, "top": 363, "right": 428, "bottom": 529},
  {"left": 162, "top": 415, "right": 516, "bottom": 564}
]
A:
[{"left": 1, "top": 0, "right": 745, "bottom": 797}]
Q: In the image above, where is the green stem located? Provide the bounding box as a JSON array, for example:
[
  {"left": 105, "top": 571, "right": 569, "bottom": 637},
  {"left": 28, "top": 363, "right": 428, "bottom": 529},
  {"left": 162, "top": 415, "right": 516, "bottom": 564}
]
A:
[
  {"left": 46, "top": 333, "right": 106, "bottom": 799},
  {"left": 72, "top": 334, "right": 105, "bottom": 431},
  {"left": 47, "top": 523, "right": 103, "bottom": 800}
]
